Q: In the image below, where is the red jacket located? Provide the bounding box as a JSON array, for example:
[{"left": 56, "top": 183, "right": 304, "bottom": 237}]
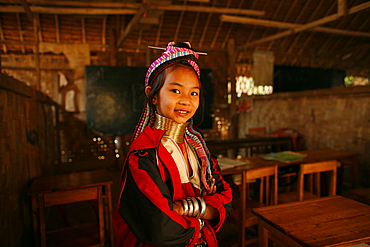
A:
[{"left": 113, "top": 127, "right": 233, "bottom": 247}]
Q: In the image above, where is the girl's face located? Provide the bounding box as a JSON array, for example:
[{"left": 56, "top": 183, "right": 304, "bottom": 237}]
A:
[{"left": 149, "top": 66, "right": 200, "bottom": 124}]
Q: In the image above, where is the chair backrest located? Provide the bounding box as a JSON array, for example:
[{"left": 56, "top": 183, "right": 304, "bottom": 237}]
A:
[
  {"left": 243, "top": 164, "right": 278, "bottom": 206},
  {"left": 298, "top": 160, "right": 337, "bottom": 201},
  {"left": 248, "top": 127, "right": 267, "bottom": 135}
]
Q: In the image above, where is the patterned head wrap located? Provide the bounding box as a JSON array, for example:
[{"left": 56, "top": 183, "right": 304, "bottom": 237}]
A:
[{"left": 132, "top": 42, "right": 212, "bottom": 190}]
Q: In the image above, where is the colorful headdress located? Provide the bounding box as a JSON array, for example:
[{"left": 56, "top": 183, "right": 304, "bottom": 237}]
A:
[{"left": 132, "top": 42, "right": 212, "bottom": 190}]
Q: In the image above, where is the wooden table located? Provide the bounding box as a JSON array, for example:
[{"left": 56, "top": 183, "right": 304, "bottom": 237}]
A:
[
  {"left": 28, "top": 169, "right": 114, "bottom": 247},
  {"left": 221, "top": 148, "right": 359, "bottom": 189},
  {"left": 253, "top": 196, "right": 370, "bottom": 247},
  {"left": 207, "top": 135, "right": 292, "bottom": 157}
]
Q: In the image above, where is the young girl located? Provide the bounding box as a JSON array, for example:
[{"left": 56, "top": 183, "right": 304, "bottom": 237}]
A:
[{"left": 113, "top": 42, "right": 233, "bottom": 247}]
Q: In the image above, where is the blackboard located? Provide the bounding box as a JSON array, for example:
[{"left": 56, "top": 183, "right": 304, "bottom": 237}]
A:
[
  {"left": 273, "top": 65, "right": 345, "bottom": 93},
  {"left": 86, "top": 66, "right": 213, "bottom": 136}
]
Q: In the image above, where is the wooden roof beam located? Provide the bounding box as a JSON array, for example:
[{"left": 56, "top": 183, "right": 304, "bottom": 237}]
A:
[
  {"left": 236, "top": 1, "right": 370, "bottom": 50},
  {"left": 0, "top": 4, "right": 264, "bottom": 16},
  {"left": 116, "top": 7, "right": 146, "bottom": 48},
  {"left": 19, "top": 0, "right": 33, "bottom": 22},
  {"left": 338, "top": 0, "right": 348, "bottom": 16},
  {"left": 151, "top": 5, "right": 264, "bottom": 16},
  {"left": 0, "top": 5, "right": 138, "bottom": 15},
  {"left": 221, "top": 15, "right": 370, "bottom": 38},
  {"left": 174, "top": 0, "right": 187, "bottom": 42}
]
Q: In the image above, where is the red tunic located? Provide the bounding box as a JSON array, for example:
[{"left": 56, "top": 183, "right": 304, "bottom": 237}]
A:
[{"left": 113, "top": 127, "right": 233, "bottom": 247}]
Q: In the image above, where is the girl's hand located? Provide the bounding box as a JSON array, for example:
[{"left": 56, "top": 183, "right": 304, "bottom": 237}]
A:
[
  {"left": 201, "top": 178, "right": 217, "bottom": 196},
  {"left": 173, "top": 201, "right": 184, "bottom": 216}
]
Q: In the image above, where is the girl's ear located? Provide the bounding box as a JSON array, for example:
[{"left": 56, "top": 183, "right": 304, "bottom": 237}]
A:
[
  {"left": 145, "top": 86, "right": 158, "bottom": 105},
  {"left": 145, "top": 86, "right": 152, "bottom": 96}
]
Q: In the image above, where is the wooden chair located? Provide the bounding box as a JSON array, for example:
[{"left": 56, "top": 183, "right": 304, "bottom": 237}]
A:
[
  {"left": 38, "top": 186, "right": 105, "bottom": 247},
  {"left": 279, "top": 160, "right": 337, "bottom": 203},
  {"left": 228, "top": 164, "right": 278, "bottom": 246},
  {"left": 248, "top": 127, "right": 266, "bottom": 135},
  {"left": 248, "top": 127, "right": 268, "bottom": 156}
]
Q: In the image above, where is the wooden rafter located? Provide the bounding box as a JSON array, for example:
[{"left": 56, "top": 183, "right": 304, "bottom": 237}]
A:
[
  {"left": 199, "top": 0, "right": 217, "bottom": 48},
  {"left": 35, "top": 14, "right": 42, "bottom": 43},
  {"left": 155, "top": 15, "right": 163, "bottom": 46},
  {"left": 286, "top": 0, "right": 324, "bottom": 54},
  {"left": 238, "top": 1, "right": 370, "bottom": 50},
  {"left": 0, "top": 6, "right": 137, "bottom": 15},
  {"left": 16, "top": 13, "right": 25, "bottom": 53},
  {"left": 174, "top": 0, "right": 187, "bottom": 42},
  {"left": 81, "top": 17, "right": 86, "bottom": 43},
  {"left": 19, "top": 0, "right": 33, "bottom": 22},
  {"left": 210, "top": 0, "right": 232, "bottom": 48},
  {"left": 55, "top": 15, "right": 60, "bottom": 43},
  {"left": 116, "top": 7, "right": 146, "bottom": 48},
  {"left": 0, "top": 4, "right": 264, "bottom": 16},
  {"left": 221, "top": 14, "right": 370, "bottom": 39},
  {"left": 221, "top": 0, "right": 247, "bottom": 49},
  {"left": 33, "top": 17, "right": 40, "bottom": 89},
  {"left": 150, "top": 5, "right": 264, "bottom": 16},
  {"left": 338, "top": 0, "right": 348, "bottom": 16},
  {"left": 266, "top": 0, "right": 298, "bottom": 51},
  {"left": 236, "top": 0, "right": 267, "bottom": 61},
  {"left": 0, "top": 17, "right": 7, "bottom": 53},
  {"left": 189, "top": 12, "right": 200, "bottom": 44},
  {"left": 258, "top": 0, "right": 286, "bottom": 51},
  {"left": 279, "top": 0, "right": 311, "bottom": 50},
  {"left": 317, "top": 0, "right": 360, "bottom": 54},
  {"left": 317, "top": 1, "right": 350, "bottom": 55},
  {"left": 0, "top": 0, "right": 209, "bottom": 6}
]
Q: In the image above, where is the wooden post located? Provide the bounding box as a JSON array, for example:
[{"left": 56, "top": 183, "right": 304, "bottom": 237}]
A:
[
  {"left": 33, "top": 16, "right": 41, "bottom": 90},
  {"left": 338, "top": 0, "right": 347, "bottom": 16},
  {"left": 227, "top": 39, "right": 238, "bottom": 140},
  {"left": 26, "top": 86, "right": 41, "bottom": 179}
]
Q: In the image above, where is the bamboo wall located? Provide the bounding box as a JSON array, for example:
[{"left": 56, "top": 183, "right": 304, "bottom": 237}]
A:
[
  {"left": 238, "top": 86, "right": 370, "bottom": 188},
  {"left": 0, "top": 73, "right": 59, "bottom": 246}
]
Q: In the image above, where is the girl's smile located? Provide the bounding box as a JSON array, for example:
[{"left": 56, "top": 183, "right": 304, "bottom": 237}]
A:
[{"left": 152, "top": 66, "right": 200, "bottom": 124}]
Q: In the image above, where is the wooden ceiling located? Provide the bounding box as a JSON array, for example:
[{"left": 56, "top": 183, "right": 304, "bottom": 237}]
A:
[{"left": 1, "top": 0, "right": 370, "bottom": 77}]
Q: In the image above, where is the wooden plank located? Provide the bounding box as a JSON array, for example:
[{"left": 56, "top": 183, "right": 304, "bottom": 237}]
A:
[
  {"left": 43, "top": 187, "right": 98, "bottom": 207},
  {"left": 26, "top": 86, "right": 41, "bottom": 179},
  {"left": 0, "top": 5, "right": 137, "bottom": 15},
  {"left": 33, "top": 17, "right": 40, "bottom": 90},
  {"left": 151, "top": 4, "right": 264, "bottom": 16},
  {"left": 0, "top": 73, "right": 31, "bottom": 97}
]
